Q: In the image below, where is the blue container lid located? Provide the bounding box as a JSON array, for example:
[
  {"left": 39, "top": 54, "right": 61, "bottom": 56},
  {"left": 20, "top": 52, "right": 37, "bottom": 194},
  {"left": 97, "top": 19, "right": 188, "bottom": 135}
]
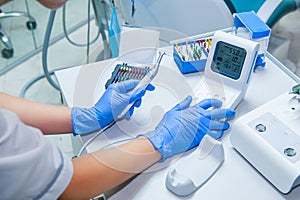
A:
[{"left": 234, "top": 11, "right": 271, "bottom": 39}]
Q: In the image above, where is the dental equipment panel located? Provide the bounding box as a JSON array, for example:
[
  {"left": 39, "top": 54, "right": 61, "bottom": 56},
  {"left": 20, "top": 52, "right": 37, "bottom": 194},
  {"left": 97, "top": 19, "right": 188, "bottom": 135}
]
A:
[
  {"left": 194, "top": 30, "right": 259, "bottom": 109},
  {"left": 230, "top": 84, "right": 300, "bottom": 193}
]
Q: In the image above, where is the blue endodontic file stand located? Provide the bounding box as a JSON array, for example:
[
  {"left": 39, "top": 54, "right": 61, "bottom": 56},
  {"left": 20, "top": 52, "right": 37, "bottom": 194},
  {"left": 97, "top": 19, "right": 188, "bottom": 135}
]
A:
[
  {"left": 173, "top": 38, "right": 211, "bottom": 74},
  {"left": 233, "top": 11, "right": 271, "bottom": 69}
]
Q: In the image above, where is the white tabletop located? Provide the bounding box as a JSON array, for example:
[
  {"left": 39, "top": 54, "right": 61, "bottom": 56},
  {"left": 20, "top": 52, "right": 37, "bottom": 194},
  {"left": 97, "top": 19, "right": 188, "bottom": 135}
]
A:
[{"left": 55, "top": 51, "right": 300, "bottom": 200}]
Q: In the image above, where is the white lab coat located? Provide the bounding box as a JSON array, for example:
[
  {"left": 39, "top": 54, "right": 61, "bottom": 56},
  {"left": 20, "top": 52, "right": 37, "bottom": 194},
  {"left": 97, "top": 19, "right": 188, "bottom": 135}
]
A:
[{"left": 0, "top": 109, "right": 73, "bottom": 200}]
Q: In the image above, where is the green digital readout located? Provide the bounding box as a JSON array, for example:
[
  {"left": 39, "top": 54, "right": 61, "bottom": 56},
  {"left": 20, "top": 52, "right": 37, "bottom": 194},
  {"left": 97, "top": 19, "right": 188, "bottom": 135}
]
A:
[{"left": 211, "top": 41, "right": 247, "bottom": 80}]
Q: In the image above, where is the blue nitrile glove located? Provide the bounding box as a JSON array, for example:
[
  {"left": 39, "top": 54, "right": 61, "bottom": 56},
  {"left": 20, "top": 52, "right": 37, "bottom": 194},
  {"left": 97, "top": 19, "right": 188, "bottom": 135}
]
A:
[
  {"left": 72, "top": 80, "right": 155, "bottom": 135},
  {"left": 139, "top": 96, "right": 236, "bottom": 161}
]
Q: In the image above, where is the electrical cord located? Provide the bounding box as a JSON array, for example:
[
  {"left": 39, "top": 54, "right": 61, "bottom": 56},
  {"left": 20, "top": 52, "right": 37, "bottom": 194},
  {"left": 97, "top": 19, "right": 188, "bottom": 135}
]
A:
[
  {"left": 62, "top": 0, "right": 101, "bottom": 47},
  {"left": 76, "top": 117, "right": 135, "bottom": 200},
  {"left": 76, "top": 118, "right": 134, "bottom": 157},
  {"left": 42, "top": 9, "right": 61, "bottom": 91},
  {"left": 20, "top": 9, "right": 62, "bottom": 97},
  {"left": 19, "top": 69, "right": 68, "bottom": 98},
  {"left": 77, "top": 121, "right": 116, "bottom": 157},
  {"left": 43, "top": 4, "right": 94, "bottom": 90}
]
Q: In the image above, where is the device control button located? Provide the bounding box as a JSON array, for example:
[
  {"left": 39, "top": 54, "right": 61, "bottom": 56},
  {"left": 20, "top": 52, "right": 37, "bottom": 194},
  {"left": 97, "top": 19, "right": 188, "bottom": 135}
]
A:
[
  {"left": 284, "top": 148, "right": 297, "bottom": 157},
  {"left": 255, "top": 123, "right": 267, "bottom": 132}
]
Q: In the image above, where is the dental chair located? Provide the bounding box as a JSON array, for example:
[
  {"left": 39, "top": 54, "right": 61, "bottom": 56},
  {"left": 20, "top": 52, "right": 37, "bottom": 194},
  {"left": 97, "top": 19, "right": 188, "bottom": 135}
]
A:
[
  {"left": 224, "top": 0, "right": 300, "bottom": 27},
  {"left": 0, "top": 0, "right": 37, "bottom": 58}
]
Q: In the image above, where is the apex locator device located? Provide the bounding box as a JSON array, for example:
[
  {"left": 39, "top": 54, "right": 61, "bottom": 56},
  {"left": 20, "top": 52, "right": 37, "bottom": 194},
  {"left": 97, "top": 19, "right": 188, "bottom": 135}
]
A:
[{"left": 194, "top": 30, "right": 259, "bottom": 109}]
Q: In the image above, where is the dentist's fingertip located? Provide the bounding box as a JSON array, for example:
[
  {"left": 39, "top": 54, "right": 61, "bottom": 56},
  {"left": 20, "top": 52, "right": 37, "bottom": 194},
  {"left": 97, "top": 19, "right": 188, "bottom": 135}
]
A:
[
  {"left": 146, "top": 84, "right": 155, "bottom": 91},
  {"left": 186, "top": 95, "right": 192, "bottom": 100},
  {"left": 227, "top": 110, "right": 236, "bottom": 117}
]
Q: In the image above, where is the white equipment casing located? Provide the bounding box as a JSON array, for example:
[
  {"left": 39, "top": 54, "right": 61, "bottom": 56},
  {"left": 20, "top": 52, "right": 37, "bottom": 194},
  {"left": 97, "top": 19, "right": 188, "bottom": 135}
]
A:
[
  {"left": 230, "top": 91, "right": 300, "bottom": 193},
  {"left": 194, "top": 31, "right": 259, "bottom": 109}
]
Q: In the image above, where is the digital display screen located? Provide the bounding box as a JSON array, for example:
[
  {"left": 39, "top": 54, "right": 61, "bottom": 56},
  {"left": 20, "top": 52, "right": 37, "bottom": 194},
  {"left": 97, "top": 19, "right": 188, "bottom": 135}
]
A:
[{"left": 211, "top": 41, "right": 247, "bottom": 80}]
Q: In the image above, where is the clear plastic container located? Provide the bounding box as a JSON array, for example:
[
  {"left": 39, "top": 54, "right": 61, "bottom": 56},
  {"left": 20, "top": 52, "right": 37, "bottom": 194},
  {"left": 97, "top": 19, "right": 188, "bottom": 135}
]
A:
[{"left": 233, "top": 11, "right": 271, "bottom": 68}]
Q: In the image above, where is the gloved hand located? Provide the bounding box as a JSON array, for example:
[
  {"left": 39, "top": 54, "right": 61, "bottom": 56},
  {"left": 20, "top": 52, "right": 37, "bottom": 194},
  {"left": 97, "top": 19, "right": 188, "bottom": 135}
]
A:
[
  {"left": 72, "top": 80, "right": 155, "bottom": 135},
  {"left": 139, "top": 96, "right": 236, "bottom": 161}
]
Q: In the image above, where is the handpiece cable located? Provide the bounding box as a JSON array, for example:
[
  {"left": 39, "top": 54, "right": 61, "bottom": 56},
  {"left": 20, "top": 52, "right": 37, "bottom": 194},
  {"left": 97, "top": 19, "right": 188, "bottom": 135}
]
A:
[{"left": 76, "top": 118, "right": 135, "bottom": 157}]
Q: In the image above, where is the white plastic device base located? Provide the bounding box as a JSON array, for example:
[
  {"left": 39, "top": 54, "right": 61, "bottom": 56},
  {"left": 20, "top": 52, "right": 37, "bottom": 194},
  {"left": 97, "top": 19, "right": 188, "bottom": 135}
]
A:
[
  {"left": 194, "top": 78, "right": 238, "bottom": 109},
  {"left": 166, "top": 135, "right": 224, "bottom": 196},
  {"left": 230, "top": 91, "right": 300, "bottom": 194}
]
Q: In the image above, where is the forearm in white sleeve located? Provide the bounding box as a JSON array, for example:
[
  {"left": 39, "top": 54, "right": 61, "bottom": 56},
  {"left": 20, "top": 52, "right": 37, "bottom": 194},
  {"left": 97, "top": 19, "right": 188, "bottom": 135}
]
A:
[{"left": 0, "top": 109, "right": 73, "bottom": 200}]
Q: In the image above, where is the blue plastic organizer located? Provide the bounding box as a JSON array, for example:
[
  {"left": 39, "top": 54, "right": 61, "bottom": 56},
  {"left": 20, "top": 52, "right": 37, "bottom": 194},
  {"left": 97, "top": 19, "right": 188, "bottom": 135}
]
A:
[{"left": 173, "top": 39, "right": 210, "bottom": 74}]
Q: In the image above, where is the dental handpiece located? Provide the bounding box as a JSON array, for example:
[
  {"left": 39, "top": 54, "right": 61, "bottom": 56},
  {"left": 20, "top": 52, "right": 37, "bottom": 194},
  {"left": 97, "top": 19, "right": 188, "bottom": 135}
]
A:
[{"left": 116, "top": 51, "right": 166, "bottom": 120}]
